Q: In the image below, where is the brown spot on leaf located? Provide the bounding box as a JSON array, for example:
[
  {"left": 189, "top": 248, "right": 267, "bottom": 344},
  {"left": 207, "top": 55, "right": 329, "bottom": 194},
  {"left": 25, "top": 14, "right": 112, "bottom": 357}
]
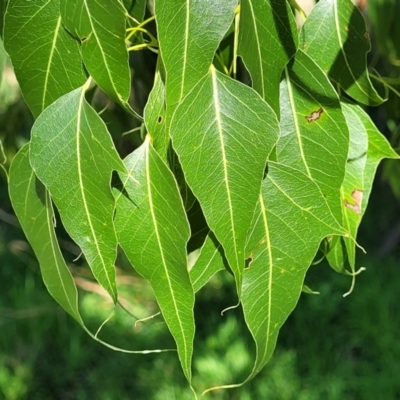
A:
[
  {"left": 306, "top": 108, "right": 323, "bottom": 122},
  {"left": 344, "top": 189, "right": 363, "bottom": 214}
]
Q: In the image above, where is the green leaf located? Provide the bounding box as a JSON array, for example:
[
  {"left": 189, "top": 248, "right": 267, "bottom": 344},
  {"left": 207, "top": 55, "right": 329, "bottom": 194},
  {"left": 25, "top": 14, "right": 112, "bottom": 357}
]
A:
[
  {"left": 241, "top": 162, "right": 344, "bottom": 382},
  {"left": 113, "top": 136, "right": 195, "bottom": 384},
  {"left": 0, "top": 37, "right": 6, "bottom": 87},
  {"left": 3, "top": 0, "right": 86, "bottom": 117},
  {"left": 60, "top": 0, "right": 131, "bottom": 107},
  {"left": 329, "top": 103, "right": 399, "bottom": 274},
  {"left": 238, "top": 0, "right": 298, "bottom": 114},
  {"left": 190, "top": 232, "right": 225, "bottom": 293},
  {"left": 30, "top": 85, "right": 124, "bottom": 302},
  {"left": 278, "top": 50, "right": 349, "bottom": 222},
  {"left": 123, "top": 0, "right": 147, "bottom": 22},
  {"left": 300, "top": 0, "right": 385, "bottom": 106},
  {"left": 155, "top": 0, "right": 237, "bottom": 116},
  {"left": 9, "top": 144, "right": 84, "bottom": 324},
  {"left": 144, "top": 71, "right": 168, "bottom": 160},
  {"left": 170, "top": 67, "right": 279, "bottom": 296}
]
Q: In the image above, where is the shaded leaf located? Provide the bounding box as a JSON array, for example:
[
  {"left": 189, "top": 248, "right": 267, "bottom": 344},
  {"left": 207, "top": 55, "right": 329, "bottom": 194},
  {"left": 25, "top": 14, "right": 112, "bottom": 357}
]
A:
[
  {"left": 9, "top": 144, "right": 83, "bottom": 324},
  {"left": 238, "top": 0, "right": 298, "bottom": 114},
  {"left": 3, "top": 0, "right": 86, "bottom": 117},
  {"left": 155, "top": 0, "right": 237, "bottom": 117},
  {"left": 190, "top": 232, "right": 225, "bottom": 293},
  {"left": 300, "top": 0, "right": 385, "bottom": 106},
  {"left": 170, "top": 67, "right": 279, "bottom": 296},
  {"left": 60, "top": 0, "right": 131, "bottom": 107},
  {"left": 144, "top": 71, "right": 168, "bottom": 159},
  {"left": 30, "top": 85, "right": 124, "bottom": 302},
  {"left": 113, "top": 136, "right": 195, "bottom": 383},
  {"left": 278, "top": 50, "right": 348, "bottom": 222},
  {"left": 123, "top": 0, "right": 147, "bottom": 22},
  {"left": 327, "top": 103, "right": 400, "bottom": 275},
  {"left": 241, "top": 162, "right": 344, "bottom": 382}
]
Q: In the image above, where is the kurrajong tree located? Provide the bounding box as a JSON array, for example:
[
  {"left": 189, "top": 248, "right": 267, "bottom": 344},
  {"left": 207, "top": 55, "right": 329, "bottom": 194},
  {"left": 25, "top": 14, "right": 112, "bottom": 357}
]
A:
[{"left": 2, "top": 0, "right": 399, "bottom": 396}]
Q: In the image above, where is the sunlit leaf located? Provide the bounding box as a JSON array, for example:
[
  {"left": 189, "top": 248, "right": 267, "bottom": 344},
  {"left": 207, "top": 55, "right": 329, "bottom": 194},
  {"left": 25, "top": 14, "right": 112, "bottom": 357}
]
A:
[
  {"left": 9, "top": 144, "right": 84, "bottom": 324},
  {"left": 241, "top": 162, "right": 344, "bottom": 382},
  {"left": 155, "top": 0, "right": 237, "bottom": 118},
  {"left": 278, "top": 50, "right": 348, "bottom": 222},
  {"left": 3, "top": 0, "right": 86, "bottom": 117},
  {"left": 238, "top": 0, "right": 298, "bottom": 114},
  {"left": 113, "top": 136, "right": 195, "bottom": 384},
  {"left": 171, "top": 66, "right": 279, "bottom": 296},
  {"left": 300, "top": 0, "right": 385, "bottom": 106},
  {"left": 30, "top": 85, "right": 124, "bottom": 302},
  {"left": 60, "top": 0, "right": 131, "bottom": 107}
]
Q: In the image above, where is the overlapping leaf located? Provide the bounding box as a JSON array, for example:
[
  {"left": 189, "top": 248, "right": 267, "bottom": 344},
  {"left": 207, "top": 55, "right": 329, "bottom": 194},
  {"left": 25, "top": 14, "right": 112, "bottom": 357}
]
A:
[
  {"left": 113, "top": 137, "right": 195, "bottom": 384},
  {"left": 9, "top": 144, "right": 84, "bottom": 324},
  {"left": 278, "top": 50, "right": 348, "bottom": 221},
  {"left": 300, "top": 0, "right": 384, "bottom": 106},
  {"left": 190, "top": 232, "right": 226, "bottom": 293},
  {"left": 240, "top": 162, "right": 344, "bottom": 382},
  {"left": 60, "top": 0, "right": 131, "bottom": 107},
  {"left": 327, "top": 104, "right": 399, "bottom": 274},
  {"left": 3, "top": 0, "right": 86, "bottom": 117},
  {"left": 238, "top": 0, "right": 298, "bottom": 114},
  {"left": 170, "top": 67, "right": 279, "bottom": 296},
  {"left": 144, "top": 71, "right": 168, "bottom": 160},
  {"left": 155, "top": 0, "right": 237, "bottom": 117},
  {"left": 0, "top": 38, "right": 6, "bottom": 86},
  {"left": 30, "top": 85, "right": 124, "bottom": 302}
]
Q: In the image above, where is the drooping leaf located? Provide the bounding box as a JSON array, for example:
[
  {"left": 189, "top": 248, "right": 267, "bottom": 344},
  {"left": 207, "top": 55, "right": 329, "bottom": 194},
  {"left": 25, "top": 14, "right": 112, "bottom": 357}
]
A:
[
  {"left": 171, "top": 66, "right": 279, "bottom": 296},
  {"left": 9, "top": 144, "right": 178, "bottom": 356},
  {"left": 190, "top": 232, "right": 226, "bottom": 293},
  {"left": 3, "top": 0, "right": 86, "bottom": 117},
  {"left": 300, "top": 0, "right": 385, "bottom": 106},
  {"left": 144, "top": 71, "right": 168, "bottom": 160},
  {"left": 241, "top": 162, "right": 344, "bottom": 382},
  {"left": 30, "top": 85, "right": 124, "bottom": 302},
  {"left": 155, "top": 0, "right": 237, "bottom": 117},
  {"left": 113, "top": 136, "right": 195, "bottom": 384},
  {"left": 278, "top": 50, "right": 349, "bottom": 222},
  {"left": 327, "top": 103, "right": 400, "bottom": 274},
  {"left": 9, "top": 144, "right": 84, "bottom": 324},
  {"left": 60, "top": 0, "right": 131, "bottom": 108},
  {"left": 238, "top": 0, "right": 298, "bottom": 114}
]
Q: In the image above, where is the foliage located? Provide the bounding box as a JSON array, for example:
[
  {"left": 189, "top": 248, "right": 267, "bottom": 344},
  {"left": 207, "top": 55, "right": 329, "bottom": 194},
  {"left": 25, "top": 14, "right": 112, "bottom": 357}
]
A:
[{"left": 1, "top": 0, "right": 399, "bottom": 396}]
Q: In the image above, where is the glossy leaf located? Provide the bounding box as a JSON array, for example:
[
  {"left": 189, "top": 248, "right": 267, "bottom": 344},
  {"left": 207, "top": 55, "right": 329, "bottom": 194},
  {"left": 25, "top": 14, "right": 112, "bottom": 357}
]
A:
[
  {"left": 241, "top": 162, "right": 344, "bottom": 382},
  {"left": 238, "top": 0, "right": 298, "bottom": 114},
  {"left": 300, "top": 0, "right": 384, "bottom": 106},
  {"left": 9, "top": 144, "right": 84, "bottom": 324},
  {"left": 113, "top": 137, "right": 195, "bottom": 383},
  {"left": 30, "top": 85, "right": 124, "bottom": 302},
  {"left": 3, "top": 0, "right": 86, "bottom": 117},
  {"left": 278, "top": 50, "right": 348, "bottom": 221},
  {"left": 171, "top": 67, "right": 279, "bottom": 296},
  {"left": 60, "top": 0, "right": 131, "bottom": 107},
  {"left": 155, "top": 0, "right": 237, "bottom": 115},
  {"left": 190, "top": 232, "right": 225, "bottom": 293}
]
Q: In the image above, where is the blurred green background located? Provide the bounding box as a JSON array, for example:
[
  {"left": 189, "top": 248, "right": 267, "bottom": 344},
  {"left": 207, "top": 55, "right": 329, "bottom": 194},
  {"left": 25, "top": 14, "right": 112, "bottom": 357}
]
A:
[{"left": 1, "top": 0, "right": 400, "bottom": 398}]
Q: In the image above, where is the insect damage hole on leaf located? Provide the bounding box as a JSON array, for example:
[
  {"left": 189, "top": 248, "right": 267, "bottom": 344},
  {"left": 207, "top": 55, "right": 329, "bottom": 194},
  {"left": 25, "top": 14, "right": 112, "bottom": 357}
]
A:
[{"left": 305, "top": 108, "right": 323, "bottom": 122}]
